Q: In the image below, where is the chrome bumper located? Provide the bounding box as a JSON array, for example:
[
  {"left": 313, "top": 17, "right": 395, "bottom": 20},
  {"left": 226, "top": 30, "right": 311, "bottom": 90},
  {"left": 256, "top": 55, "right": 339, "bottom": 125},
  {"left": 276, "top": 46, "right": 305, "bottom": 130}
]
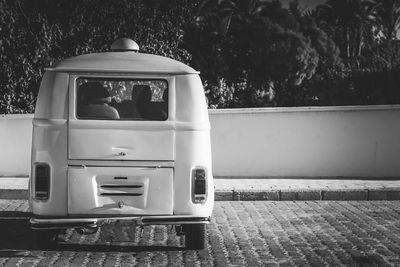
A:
[{"left": 30, "top": 215, "right": 210, "bottom": 230}]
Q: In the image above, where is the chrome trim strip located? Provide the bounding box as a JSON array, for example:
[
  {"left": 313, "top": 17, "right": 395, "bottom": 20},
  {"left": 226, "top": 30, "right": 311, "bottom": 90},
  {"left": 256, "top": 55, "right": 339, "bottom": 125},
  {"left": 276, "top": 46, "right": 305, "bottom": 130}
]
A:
[
  {"left": 100, "top": 185, "right": 143, "bottom": 188},
  {"left": 31, "top": 218, "right": 98, "bottom": 224},
  {"left": 68, "top": 160, "right": 174, "bottom": 168},
  {"left": 99, "top": 193, "right": 143, "bottom": 196},
  {"left": 30, "top": 215, "right": 210, "bottom": 228}
]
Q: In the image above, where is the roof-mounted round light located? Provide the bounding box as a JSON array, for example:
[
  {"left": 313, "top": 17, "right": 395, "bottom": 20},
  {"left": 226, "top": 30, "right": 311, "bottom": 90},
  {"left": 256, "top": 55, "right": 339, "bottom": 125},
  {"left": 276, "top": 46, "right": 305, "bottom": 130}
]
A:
[{"left": 111, "top": 38, "right": 140, "bottom": 53}]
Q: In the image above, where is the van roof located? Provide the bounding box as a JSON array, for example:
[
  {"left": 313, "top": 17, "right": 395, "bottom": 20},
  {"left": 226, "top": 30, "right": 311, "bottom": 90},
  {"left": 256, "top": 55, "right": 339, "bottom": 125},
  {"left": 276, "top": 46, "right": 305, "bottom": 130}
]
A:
[{"left": 49, "top": 52, "right": 199, "bottom": 75}]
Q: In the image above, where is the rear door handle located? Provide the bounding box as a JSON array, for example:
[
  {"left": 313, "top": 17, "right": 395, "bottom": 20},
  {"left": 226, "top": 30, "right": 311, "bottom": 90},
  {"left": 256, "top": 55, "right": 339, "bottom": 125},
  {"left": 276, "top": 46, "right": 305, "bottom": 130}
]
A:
[{"left": 112, "top": 147, "right": 132, "bottom": 157}]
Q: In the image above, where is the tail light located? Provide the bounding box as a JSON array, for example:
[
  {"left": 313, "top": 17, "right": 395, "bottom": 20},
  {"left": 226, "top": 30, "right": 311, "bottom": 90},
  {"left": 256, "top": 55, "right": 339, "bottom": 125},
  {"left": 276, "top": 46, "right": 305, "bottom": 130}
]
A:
[
  {"left": 192, "top": 168, "right": 207, "bottom": 204},
  {"left": 34, "top": 163, "right": 50, "bottom": 200}
]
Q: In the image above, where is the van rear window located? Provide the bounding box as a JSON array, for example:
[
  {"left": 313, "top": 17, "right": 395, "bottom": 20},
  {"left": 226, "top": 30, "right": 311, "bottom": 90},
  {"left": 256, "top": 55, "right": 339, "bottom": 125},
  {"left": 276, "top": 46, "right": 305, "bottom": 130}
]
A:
[{"left": 76, "top": 78, "right": 168, "bottom": 121}]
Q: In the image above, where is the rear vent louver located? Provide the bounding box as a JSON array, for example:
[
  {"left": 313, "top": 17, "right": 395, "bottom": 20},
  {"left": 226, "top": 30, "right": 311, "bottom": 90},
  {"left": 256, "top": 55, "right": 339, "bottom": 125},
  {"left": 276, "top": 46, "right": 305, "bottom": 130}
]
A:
[
  {"left": 35, "top": 164, "right": 50, "bottom": 200},
  {"left": 99, "top": 184, "right": 143, "bottom": 196}
]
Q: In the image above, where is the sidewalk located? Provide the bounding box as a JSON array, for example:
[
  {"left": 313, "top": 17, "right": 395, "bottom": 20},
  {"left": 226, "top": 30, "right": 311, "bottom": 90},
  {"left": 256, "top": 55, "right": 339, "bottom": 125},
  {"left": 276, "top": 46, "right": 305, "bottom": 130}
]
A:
[
  {"left": 2, "top": 177, "right": 400, "bottom": 201},
  {"left": 214, "top": 178, "right": 400, "bottom": 201}
]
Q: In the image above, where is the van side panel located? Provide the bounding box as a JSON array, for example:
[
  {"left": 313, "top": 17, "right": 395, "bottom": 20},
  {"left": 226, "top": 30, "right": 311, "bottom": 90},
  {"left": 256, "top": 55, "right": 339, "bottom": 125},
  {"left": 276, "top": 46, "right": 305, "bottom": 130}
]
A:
[
  {"left": 174, "top": 75, "right": 214, "bottom": 216},
  {"left": 34, "top": 71, "right": 69, "bottom": 120},
  {"left": 174, "top": 131, "right": 214, "bottom": 216},
  {"left": 31, "top": 72, "right": 69, "bottom": 216},
  {"left": 175, "top": 75, "right": 209, "bottom": 123}
]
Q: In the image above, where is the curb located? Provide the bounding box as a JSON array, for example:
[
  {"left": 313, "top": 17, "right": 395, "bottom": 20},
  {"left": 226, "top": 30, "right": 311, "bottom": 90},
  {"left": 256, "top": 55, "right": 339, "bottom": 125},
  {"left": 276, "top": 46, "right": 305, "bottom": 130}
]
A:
[
  {"left": 0, "top": 189, "right": 29, "bottom": 200},
  {"left": 3, "top": 188, "right": 400, "bottom": 201},
  {"left": 215, "top": 189, "right": 400, "bottom": 201}
]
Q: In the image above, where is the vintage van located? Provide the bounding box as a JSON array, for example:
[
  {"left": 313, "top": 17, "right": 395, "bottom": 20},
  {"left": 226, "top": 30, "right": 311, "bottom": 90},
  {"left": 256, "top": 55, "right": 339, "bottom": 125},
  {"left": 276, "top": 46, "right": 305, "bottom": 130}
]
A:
[{"left": 29, "top": 38, "right": 214, "bottom": 250}]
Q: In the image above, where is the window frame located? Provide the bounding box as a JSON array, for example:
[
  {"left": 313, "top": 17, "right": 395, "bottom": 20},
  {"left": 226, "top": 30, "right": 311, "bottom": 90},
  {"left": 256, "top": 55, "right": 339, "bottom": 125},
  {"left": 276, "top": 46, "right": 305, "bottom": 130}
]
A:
[{"left": 73, "top": 75, "right": 170, "bottom": 121}]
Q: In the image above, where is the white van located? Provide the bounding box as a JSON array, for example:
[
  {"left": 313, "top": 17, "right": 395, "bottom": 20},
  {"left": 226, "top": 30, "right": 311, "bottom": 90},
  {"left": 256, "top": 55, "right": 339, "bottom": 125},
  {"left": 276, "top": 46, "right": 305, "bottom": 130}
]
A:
[{"left": 29, "top": 38, "right": 214, "bottom": 250}]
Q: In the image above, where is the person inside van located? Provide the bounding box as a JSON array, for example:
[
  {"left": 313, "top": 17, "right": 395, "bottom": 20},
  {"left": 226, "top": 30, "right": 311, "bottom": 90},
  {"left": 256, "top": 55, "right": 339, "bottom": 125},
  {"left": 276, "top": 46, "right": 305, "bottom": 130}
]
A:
[
  {"left": 117, "top": 84, "right": 146, "bottom": 119},
  {"left": 136, "top": 85, "right": 167, "bottom": 120},
  {"left": 78, "top": 81, "right": 120, "bottom": 119}
]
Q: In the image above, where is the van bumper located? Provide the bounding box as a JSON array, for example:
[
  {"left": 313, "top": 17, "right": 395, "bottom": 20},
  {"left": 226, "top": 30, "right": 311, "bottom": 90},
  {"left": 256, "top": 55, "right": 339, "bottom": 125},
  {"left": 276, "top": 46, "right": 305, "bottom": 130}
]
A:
[{"left": 30, "top": 215, "right": 210, "bottom": 230}]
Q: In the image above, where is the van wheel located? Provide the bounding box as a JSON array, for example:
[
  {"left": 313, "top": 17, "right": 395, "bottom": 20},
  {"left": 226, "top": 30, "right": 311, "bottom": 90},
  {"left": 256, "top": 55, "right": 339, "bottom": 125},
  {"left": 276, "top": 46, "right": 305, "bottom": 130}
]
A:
[
  {"left": 183, "top": 224, "right": 206, "bottom": 250},
  {"left": 33, "top": 230, "right": 58, "bottom": 249}
]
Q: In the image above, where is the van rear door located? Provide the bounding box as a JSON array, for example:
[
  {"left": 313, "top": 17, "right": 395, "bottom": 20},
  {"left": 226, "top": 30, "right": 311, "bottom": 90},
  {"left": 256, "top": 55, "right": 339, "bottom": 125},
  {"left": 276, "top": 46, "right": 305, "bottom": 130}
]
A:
[
  {"left": 67, "top": 75, "right": 175, "bottom": 215},
  {"left": 68, "top": 76, "right": 174, "bottom": 161}
]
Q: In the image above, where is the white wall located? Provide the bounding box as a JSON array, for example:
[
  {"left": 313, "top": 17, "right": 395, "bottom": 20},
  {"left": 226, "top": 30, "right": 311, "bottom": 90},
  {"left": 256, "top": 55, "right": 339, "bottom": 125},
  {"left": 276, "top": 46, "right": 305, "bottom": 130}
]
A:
[
  {"left": 0, "top": 114, "right": 33, "bottom": 176},
  {"left": 1, "top": 105, "right": 400, "bottom": 178},
  {"left": 209, "top": 105, "right": 400, "bottom": 178}
]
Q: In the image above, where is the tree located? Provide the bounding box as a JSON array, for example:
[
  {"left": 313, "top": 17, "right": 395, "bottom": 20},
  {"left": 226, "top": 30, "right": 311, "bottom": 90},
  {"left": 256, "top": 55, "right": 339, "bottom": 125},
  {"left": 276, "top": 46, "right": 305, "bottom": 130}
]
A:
[
  {"left": 365, "top": 0, "right": 400, "bottom": 71},
  {"left": 0, "top": 0, "right": 63, "bottom": 113},
  {"left": 284, "top": 0, "right": 347, "bottom": 106},
  {"left": 0, "top": 0, "right": 195, "bottom": 114},
  {"left": 371, "top": 0, "right": 400, "bottom": 42},
  {"left": 316, "top": 0, "right": 375, "bottom": 59},
  {"left": 313, "top": 0, "right": 400, "bottom": 105},
  {"left": 186, "top": 0, "right": 319, "bottom": 107}
]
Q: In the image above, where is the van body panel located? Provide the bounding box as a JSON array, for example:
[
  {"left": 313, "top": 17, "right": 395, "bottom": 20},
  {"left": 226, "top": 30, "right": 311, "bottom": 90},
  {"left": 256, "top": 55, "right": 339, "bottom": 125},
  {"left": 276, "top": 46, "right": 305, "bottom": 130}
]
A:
[
  {"left": 173, "top": 130, "right": 214, "bottom": 216},
  {"left": 173, "top": 75, "right": 214, "bottom": 216},
  {"left": 68, "top": 166, "right": 173, "bottom": 215},
  {"left": 175, "top": 75, "right": 209, "bottom": 123},
  {"left": 68, "top": 121, "right": 175, "bottom": 160},
  {"left": 31, "top": 121, "right": 68, "bottom": 216},
  {"left": 31, "top": 71, "right": 70, "bottom": 216},
  {"left": 34, "top": 72, "right": 69, "bottom": 119}
]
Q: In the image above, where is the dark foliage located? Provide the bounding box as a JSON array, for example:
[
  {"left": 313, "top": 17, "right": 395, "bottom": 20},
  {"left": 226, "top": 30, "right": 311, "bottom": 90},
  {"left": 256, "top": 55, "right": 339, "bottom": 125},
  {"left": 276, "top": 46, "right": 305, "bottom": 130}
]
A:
[
  {"left": 1, "top": 0, "right": 400, "bottom": 113},
  {"left": 0, "top": 0, "right": 193, "bottom": 113}
]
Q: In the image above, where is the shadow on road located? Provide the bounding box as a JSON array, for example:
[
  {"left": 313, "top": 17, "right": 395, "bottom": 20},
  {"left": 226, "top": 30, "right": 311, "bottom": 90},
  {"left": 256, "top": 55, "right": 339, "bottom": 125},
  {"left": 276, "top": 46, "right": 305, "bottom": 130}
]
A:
[
  {"left": 51, "top": 243, "right": 183, "bottom": 253},
  {"left": 0, "top": 218, "right": 183, "bottom": 253},
  {"left": 0, "top": 219, "right": 34, "bottom": 250},
  {"left": 0, "top": 211, "right": 32, "bottom": 218}
]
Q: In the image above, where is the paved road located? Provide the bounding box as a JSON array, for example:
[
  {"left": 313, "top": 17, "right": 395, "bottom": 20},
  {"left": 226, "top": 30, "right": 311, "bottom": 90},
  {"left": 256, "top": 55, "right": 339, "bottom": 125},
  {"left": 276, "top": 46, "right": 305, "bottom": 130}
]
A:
[{"left": 1, "top": 200, "right": 400, "bottom": 266}]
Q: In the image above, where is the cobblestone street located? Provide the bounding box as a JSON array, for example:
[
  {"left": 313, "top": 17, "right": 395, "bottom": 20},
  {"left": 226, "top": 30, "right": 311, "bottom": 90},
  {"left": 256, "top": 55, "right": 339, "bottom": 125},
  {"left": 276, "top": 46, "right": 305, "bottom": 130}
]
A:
[{"left": 1, "top": 200, "right": 400, "bottom": 266}]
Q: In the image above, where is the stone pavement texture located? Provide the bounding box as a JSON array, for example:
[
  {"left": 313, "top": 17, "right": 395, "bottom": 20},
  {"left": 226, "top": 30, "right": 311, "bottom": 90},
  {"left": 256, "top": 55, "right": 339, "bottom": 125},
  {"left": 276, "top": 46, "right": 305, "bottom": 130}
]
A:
[
  {"left": 3, "top": 177, "right": 400, "bottom": 201},
  {"left": 1, "top": 200, "right": 400, "bottom": 266}
]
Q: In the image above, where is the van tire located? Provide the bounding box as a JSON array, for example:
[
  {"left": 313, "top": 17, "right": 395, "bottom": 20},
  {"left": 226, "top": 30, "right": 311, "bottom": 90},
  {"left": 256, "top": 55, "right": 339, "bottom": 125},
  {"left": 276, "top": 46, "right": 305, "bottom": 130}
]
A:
[
  {"left": 183, "top": 224, "right": 206, "bottom": 250},
  {"left": 33, "top": 230, "right": 58, "bottom": 249}
]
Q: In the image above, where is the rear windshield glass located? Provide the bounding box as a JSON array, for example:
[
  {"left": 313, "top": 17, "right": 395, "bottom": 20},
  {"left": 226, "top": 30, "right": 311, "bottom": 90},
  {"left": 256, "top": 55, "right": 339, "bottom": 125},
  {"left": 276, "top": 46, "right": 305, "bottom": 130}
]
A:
[{"left": 76, "top": 78, "right": 168, "bottom": 121}]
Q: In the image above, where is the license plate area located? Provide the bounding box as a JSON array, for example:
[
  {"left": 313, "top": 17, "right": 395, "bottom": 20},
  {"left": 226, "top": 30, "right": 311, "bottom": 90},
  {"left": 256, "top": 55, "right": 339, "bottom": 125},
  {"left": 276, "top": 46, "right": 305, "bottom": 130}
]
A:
[{"left": 68, "top": 166, "right": 173, "bottom": 216}]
